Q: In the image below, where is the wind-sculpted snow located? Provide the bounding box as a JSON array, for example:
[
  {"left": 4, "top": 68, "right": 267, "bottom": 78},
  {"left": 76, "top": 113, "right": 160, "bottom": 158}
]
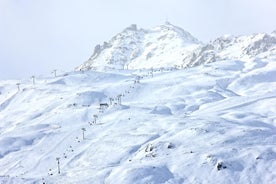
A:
[{"left": 0, "top": 55, "right": 275, "bottom": 183}]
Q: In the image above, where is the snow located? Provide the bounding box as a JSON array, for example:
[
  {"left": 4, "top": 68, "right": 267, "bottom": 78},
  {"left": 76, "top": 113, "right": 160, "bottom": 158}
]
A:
[
  {"left": 0, "top": 56, "right": 276, "bottom": 183},
  {"left": 0, "top": 23, "right": 276, "bottom": 183}
]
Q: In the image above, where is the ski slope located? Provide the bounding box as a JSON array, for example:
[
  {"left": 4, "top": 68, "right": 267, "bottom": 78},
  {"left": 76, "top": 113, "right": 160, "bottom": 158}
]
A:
[{"left": 0, "top": 56, "right": 275, "bottom": 183}]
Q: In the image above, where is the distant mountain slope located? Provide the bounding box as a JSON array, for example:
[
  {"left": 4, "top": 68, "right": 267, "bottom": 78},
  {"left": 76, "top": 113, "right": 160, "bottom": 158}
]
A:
[{"left": 77, "top": 23, "right": 276, "bottom": 71}]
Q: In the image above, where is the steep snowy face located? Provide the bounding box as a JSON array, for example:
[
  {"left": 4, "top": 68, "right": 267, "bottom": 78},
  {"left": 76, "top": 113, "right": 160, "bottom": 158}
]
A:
[
  {"left": 76, "top": 23, "right": 202, "bottom": 71},
  {"left": 182, "top": 32, "right": 276, "bottom": 68},
  {"left": 211, "top": 33, "right": 276, "bottom": 59},
  {"left": 77, "top": 23, "right": 276, "bottom": 71},
  {"left": 243, "top": 33, "right": 276, "bottom": 56}
]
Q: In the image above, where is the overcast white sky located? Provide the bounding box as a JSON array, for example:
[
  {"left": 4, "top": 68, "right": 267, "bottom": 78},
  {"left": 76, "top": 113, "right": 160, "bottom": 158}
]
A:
[{"left": 0, "top": 0, "right": 275, "bottom": 79}]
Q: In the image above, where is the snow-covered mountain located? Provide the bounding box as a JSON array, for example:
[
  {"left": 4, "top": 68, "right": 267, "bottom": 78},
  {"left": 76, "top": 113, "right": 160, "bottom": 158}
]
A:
[
  {"left": 76, "top": 22, "right": 200, "bottom": 71},
  {"left": 0, "top": 23, "right": 276, "bottom": 184},
  {"left": 77, "top": 23, "right": 276, "bottom": 71}
]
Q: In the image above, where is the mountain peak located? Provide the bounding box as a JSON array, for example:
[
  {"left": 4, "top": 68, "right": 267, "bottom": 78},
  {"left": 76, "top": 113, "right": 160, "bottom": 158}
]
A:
[
  {"left": 152, "top": 22, "right": 200, "bottom": 43},
  {"left": 76, "top": 23, "right": 201, "bottom": 71}
]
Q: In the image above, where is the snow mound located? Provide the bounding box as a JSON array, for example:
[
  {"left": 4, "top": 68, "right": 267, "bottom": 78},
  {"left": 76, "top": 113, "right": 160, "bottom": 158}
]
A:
[
  {"left": 150, "top": 105, "right": 172, "bottom": 115},
  {"left": 74, "top": 91, "right": 107, "bottom": 106},
  {"left": 106, "top": 165, "right": 182, "bottom": 184}
]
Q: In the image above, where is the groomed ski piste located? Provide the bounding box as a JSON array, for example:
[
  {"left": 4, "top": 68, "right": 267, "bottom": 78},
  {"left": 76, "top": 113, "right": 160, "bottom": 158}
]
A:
[{"left": 0, "top": 57, "right": 275, "bottom": 184}]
